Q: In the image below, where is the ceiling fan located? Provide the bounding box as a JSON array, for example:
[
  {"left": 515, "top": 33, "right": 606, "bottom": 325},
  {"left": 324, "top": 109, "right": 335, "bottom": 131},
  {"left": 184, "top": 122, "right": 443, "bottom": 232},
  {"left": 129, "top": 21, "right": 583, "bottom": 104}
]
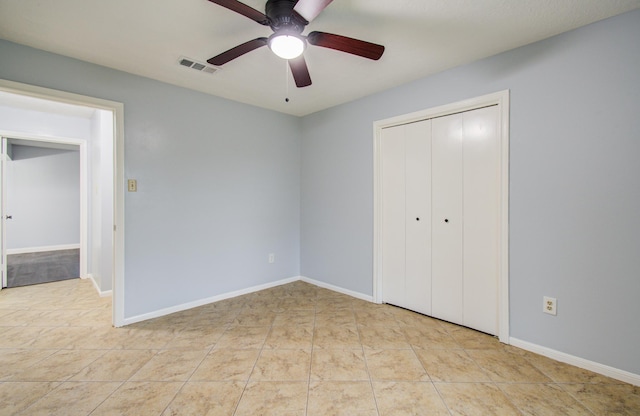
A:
[{"left": 206, "top": 0, "right": 385, "bottom": 87}]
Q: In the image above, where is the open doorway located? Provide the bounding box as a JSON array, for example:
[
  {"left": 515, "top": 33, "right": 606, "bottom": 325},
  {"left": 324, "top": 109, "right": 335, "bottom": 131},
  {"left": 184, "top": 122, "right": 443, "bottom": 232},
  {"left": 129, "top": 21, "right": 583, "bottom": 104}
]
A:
[
  {"left": 0, "top": 79, "right": 124, "bottom": 327},
  {"left": 3, "top": 138, "right": 82, "bottom": 287}
]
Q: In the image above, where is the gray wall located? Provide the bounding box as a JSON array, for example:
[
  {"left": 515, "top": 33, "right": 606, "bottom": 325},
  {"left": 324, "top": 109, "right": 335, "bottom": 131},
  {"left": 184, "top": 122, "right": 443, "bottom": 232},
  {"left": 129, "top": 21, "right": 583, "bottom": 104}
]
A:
[
  {"left": 0, "top": 39, "right": 302, "bottom": 318},
  {"left": 301, "top": 9, "right": 640, "bottom": 374},
  {"left": 6, "top": 145, "right": 80, "bottom": 249}
]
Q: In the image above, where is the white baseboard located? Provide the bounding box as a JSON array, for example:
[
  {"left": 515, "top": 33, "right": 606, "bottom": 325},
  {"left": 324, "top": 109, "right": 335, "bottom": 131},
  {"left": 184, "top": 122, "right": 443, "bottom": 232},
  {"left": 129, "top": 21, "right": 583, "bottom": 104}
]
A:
[
  {"left": 510, "top": 337, "right": 640, "bottom": 387},
  {"left": 6, "top": 244, "right": 80, "bottom": 255},
  {"left": 86, "top": 274, "right": 112, "bottom": 298},
  {"left": 300, "top": 275, "right": 374, "bottom": 302},
  {"left": 121, "top": 276, "right": 300, "bottom": 326}
]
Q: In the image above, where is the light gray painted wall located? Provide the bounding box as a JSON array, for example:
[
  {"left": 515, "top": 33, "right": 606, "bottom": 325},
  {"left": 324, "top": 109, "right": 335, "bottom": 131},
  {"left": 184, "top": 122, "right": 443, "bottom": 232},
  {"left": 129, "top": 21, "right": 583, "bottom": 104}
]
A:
[
  {"left": 6, "top": 145, "right": 80, "bottom": 249},
  {"left": 0, "top": 39, "right": 302, "bottom": 318},
  {"left": 301, "top": 10, "right": 640, "bottom": 374}
]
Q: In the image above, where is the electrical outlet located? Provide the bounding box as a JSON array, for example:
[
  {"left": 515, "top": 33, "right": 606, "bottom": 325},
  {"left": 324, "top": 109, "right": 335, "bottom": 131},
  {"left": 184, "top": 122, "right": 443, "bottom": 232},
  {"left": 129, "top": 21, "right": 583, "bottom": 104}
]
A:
[
  {"left": 268, "top": 253, "right": 275, "bottom": 264},
  {"left": 543, "top": 296, "right": 557, "bottom": 315}
]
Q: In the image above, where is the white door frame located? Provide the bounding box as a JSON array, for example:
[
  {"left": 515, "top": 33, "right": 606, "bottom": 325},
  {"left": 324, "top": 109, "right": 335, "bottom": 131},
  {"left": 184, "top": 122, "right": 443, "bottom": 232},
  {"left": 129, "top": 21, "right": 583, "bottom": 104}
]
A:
[
  {"left": 0, "top": 79, "right": 125, "bottom": 327},
  {"left": 373, "top": 90, "right": 510, "bottom": 342},
  {"left": 1, "top": 135, "right": 86, "bottom": 287}
]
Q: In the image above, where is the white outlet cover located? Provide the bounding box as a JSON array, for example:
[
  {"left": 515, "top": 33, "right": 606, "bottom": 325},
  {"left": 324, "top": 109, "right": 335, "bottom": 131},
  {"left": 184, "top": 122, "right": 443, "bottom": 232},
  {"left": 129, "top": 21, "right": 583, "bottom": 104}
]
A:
[{"left": 543, "top": 296, "right": 557, "bottom": 316}]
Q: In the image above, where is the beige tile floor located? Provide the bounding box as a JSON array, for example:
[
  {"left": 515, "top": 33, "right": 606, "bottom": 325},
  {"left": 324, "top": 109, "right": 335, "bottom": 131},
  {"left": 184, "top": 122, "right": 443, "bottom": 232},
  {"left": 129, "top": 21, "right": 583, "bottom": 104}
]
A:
[{"left": 0, "top": 278, "right": 638, "bottom": 415}]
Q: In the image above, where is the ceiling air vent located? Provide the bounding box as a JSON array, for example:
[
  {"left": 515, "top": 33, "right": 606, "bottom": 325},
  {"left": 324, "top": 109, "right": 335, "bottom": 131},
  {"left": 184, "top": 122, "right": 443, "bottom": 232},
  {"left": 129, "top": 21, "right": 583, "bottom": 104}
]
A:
[{"left": 178, "top": 57, "right": 218, "bottom": 74}]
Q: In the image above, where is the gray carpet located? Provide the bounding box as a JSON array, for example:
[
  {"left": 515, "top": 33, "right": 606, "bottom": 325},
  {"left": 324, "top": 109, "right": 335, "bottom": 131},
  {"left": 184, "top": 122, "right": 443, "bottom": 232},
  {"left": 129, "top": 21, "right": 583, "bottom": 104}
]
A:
[{"left": 6, "top": 249, "right": 79, "bottom": 288}]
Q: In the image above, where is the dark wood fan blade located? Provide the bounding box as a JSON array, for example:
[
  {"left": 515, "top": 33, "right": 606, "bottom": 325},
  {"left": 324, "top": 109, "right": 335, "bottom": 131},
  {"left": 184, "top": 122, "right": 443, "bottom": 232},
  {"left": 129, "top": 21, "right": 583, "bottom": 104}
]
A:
[
  {"left": 289, "top": 55, "right": 312, "bottom": 87},
  {"left": 207, "top": 0, "right": 269, "bottom": 25},
  {"left": 208, "top": 38, "right": 268, "bottom": 66},
  {"left": 293, "top": 0, "right": 333, "bottom": 22},
  {"left": 307, "top": 31, "right": 385, "bottom": 60}
]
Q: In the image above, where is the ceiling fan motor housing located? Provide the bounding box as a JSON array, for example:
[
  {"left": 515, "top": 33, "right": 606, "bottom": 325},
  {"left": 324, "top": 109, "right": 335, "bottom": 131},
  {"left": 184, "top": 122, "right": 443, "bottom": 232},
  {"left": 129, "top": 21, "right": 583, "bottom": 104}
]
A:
[{"left": 266, "top": 0, "right": 307, "bottom": 34}]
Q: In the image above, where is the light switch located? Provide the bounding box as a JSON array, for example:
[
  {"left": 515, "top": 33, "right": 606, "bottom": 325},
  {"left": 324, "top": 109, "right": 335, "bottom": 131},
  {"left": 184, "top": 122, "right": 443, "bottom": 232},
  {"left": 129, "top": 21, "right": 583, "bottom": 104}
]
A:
[{"left": 128, "top": 179, "right": 137, "bottom": 192}]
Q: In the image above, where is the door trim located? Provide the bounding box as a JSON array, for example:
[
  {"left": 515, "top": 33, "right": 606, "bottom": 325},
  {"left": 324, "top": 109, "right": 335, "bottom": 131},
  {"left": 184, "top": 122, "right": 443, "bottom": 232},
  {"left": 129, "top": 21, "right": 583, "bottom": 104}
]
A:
[
  {"left": 0, "top": 79, "right": 125, "bottom": 327},
  {"left": 373, "top": 90, "right": 510, "bottom": 343}
]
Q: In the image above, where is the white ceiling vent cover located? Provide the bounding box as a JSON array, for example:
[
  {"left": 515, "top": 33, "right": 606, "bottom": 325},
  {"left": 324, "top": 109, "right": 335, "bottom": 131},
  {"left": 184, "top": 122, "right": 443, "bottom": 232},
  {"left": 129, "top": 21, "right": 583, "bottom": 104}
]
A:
[{"left": 178, "top": 57, "right": 219, "bottom": 74}]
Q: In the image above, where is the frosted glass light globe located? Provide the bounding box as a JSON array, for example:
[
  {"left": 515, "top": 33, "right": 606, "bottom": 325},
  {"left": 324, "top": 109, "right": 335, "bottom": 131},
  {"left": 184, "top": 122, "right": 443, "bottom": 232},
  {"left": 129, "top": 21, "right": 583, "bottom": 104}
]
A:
[{"left": 269, "top": 35, "right": 305, "bottom": 60}]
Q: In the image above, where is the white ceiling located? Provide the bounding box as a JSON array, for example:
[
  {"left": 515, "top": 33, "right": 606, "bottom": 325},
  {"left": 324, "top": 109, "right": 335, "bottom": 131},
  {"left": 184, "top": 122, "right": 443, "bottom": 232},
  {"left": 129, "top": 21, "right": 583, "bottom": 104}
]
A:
[{"left": 1, "top": 0, "right": 639, "bottom": 116}]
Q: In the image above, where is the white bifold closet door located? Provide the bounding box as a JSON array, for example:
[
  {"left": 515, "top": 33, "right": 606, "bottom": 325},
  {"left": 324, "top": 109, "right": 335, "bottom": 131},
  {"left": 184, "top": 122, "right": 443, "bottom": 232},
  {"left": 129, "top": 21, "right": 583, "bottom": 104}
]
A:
[
  {"left": 381, "top": 120, "right": 432, "bottom": 316},
  {"left": 460, "top": 106, "right": 499, "bottom": 334},
  {"left": 381, "top": 105, "right": 499, "bottom": 335}
]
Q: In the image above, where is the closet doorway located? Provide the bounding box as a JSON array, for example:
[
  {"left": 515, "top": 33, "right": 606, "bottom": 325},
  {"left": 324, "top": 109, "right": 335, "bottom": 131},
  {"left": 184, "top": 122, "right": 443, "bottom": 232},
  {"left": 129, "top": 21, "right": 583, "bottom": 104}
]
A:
[{"left": 373, "top": 91, "right": 510, "bottom": 342}]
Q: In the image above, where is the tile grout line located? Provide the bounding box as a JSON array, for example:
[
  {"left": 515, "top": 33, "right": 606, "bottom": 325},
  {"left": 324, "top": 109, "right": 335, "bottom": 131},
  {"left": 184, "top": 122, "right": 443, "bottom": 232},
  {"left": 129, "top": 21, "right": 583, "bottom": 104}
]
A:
[
  {"left": 356, "top": 303, "right": 382, "bottom": 416},
  {"left": 157, "top": 321, "right": 220, "bottom": 416},
  {"left": 517, "top": 351, "right": 599, "bottom": 415},
  {"left": 402, "top": 314, "right": 454, "bottom": 416},
  {"left": 231, "top": 295, "right": 275, "bottom": 416},
  {"left": 303, "top": 292, "right": 318, "bottom": 416},
  {"left": 456, "top": 336, "right": 527, "bottom": 415}
]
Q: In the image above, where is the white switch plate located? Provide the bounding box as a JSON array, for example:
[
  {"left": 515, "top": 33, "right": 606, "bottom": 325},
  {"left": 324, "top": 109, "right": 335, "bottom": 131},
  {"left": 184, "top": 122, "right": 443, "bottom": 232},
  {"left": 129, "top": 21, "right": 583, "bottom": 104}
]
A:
[
  {"left": 127, "top": 179, "right": 137, "bottom": 192},
  {"left": 268, "top": 253, "right": 275, "bottom": 264},
  {"left": 543, "top": 296, "right": 557, "bottom": 315}
]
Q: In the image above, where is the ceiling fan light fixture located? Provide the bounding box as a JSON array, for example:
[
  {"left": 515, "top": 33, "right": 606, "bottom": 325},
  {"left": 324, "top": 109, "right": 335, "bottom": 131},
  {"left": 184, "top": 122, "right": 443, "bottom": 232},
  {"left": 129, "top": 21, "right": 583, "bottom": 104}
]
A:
[{"left": 268, "top": 34, "right": 305, "bottom": 60}]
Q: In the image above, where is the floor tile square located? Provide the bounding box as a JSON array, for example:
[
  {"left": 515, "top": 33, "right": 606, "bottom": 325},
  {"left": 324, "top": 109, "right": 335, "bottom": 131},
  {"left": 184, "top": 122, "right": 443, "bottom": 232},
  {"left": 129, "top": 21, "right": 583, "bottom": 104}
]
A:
[
  {"left": 500, "top": 383, "right": 592, "bottom": 415},
  {"left": 162, "top": 381, "right": 245, "bottom": 415},
  {"left": 436, "top": 382, "right": 521, "bottom": 415},
  {"left": 311, "top": 349, "right": 369, "bottom": 381},
  {"left": 0, "top": 381, "right": 61, "bottom": 415},
  {"left": 90, "top": 381, "right": 182, "bottom": 416},
  {"left": 373, "top": 381, "right": 450, "bottom": 416},
  {"left": 130, "top": 349, "right": 206, "bottom": 381},
  {"left": 365, "top": 349, "right": 429, "bottom": 381},
  {"left": 307, "top": 381, "right": 378, "bottom": 416},
  {"left": 190, "top": 348, "right": 260, "bottom": 381},
  {"left": 234, "top": 381, "right": 308, "bottom": 416},
  {"left": 22, "top": 381, "right": 121, "bottom": 416},
  {"left": 70, "top": 349, "right": 156, "bottom": 381},
  {"left": 250, "top": 349, "right": 311, "bottom": 381}
]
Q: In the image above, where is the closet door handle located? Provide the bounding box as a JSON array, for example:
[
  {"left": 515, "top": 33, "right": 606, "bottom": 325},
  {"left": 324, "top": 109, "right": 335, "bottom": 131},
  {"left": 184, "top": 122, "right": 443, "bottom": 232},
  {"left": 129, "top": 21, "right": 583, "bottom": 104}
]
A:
[
  {"left": 5, "top": 215, "right": 12, "bottom": 220},
  {"left": 444, "top": 218, "right": 449, "bottom": 223}
]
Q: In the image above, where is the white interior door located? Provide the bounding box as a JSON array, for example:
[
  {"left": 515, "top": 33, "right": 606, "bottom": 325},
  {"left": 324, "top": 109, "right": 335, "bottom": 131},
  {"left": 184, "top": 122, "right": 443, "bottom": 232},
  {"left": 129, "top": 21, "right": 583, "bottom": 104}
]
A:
[
  {"left": 404, "top": 120, "right": 432, "bottom": 315},
  {"left": 462, "top": 106, "right": 500, "bottom": 334},
  {"left": 431, "top": 107, "right": 500, "bottom": 334},
  {"left": 431, "top": 114, "right": 464, "bottom": 324},
  {"left": 380, "top": 120, "right": 432, "bottom": 315},
  {"left": 381, "top": 125, "right": 406, "bottom": 307}
]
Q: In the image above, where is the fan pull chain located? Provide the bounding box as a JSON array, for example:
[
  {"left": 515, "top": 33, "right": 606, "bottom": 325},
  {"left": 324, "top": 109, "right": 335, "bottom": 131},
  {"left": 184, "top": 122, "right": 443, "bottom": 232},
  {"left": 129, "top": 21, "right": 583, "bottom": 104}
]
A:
[{"left": 285, "top": 60, "right": 290, "bottom": 103}]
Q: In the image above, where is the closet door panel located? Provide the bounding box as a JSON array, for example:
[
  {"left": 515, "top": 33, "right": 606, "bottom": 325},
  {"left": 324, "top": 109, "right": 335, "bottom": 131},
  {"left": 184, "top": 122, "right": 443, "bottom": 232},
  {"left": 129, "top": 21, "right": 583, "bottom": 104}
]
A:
[
  {"left": 463, "top": 106, "right": 500, "bottom": 334},
  {"left": 431, "top": 114, "right": 464, "bottom": 324},
  {"left": 404, "top": 120, "right": 432, "bottom": 315},
  {"left": 380, "top": 126, "right": 406, "bottom": 306}
]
